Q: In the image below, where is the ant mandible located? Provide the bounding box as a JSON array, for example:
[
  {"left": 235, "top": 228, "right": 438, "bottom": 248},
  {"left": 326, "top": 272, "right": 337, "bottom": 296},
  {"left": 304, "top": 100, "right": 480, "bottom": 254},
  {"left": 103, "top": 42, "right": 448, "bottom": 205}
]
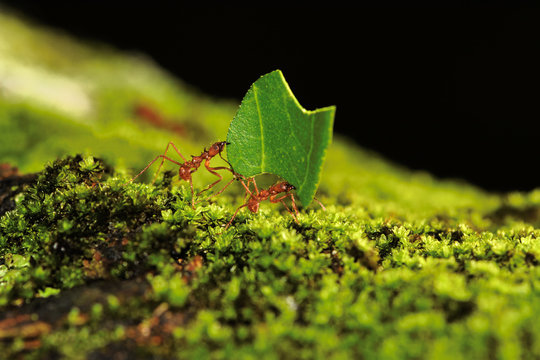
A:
[
  {"left": 128, "top": 141, "right": 234, "bottom": 207},
  {"left": 224, "top": 177, "right": 300, "bottom": 230}
]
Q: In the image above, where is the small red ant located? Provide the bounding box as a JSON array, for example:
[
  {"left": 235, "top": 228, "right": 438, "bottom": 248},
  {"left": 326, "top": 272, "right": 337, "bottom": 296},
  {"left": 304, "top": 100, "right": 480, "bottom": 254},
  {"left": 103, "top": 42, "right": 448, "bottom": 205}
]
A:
[
  {"left": 128, "top": 141, "right": 234, "bottom": 207},
  {"left": 224, "top": 177, "right": 300, "bottom": 230},
  {"left": 224, "top": 176, "right": 328, "bottom": 230}
]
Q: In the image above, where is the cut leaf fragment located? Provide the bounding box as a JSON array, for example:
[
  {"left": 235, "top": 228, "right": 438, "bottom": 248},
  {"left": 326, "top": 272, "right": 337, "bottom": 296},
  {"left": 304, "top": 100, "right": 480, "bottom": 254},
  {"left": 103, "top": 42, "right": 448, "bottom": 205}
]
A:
[{"left": 226, "top": 70, "right": 335, "bottom": 205}]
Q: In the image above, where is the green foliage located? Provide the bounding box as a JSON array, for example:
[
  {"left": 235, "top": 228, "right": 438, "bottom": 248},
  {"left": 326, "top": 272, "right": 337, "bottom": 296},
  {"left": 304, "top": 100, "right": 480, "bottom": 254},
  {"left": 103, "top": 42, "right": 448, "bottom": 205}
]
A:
[{"left": 227, "top": 70, "right": 335, "bottom": 205}]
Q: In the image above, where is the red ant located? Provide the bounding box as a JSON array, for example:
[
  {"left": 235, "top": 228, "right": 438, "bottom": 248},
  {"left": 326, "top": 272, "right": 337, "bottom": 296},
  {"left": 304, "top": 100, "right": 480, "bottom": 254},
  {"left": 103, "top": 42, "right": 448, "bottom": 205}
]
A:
[
  {"left": 128, "top": 141, "right": 235, "bottom": 207},
  {"left": 224, "top": 177, "right": 300, "bottom": 230},
  {"left": 224, "top": 176, "right": 328, "bottom": 230}
]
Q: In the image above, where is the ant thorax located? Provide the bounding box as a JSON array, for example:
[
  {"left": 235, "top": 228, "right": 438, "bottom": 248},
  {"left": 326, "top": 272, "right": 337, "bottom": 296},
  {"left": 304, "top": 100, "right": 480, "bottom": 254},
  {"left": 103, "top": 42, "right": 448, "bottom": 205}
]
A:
[
  {"left": 257, "top": 190, "right": 271, "bottom": 200},
  {"left": 185, "top": 155, "right": 206, "bottom": 171}
]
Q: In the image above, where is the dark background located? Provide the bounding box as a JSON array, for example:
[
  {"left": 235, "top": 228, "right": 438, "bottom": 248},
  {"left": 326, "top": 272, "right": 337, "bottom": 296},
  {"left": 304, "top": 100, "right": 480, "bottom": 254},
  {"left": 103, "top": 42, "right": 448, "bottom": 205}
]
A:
[{"left": 2, "top": 2, "right": 539, "bottom": 192}]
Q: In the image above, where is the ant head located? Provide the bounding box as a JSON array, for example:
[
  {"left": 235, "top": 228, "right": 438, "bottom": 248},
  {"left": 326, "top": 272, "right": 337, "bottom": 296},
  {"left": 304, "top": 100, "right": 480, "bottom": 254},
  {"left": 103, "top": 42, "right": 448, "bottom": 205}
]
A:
[
  {"left": 218, "top": 141, "right": 230, "bottom": 151},
  {"left": 281, "top": 182, "right": 296, "bottom": 192},
  {"left": 208, "top": 141, "right": 228, "bottom": 156}
]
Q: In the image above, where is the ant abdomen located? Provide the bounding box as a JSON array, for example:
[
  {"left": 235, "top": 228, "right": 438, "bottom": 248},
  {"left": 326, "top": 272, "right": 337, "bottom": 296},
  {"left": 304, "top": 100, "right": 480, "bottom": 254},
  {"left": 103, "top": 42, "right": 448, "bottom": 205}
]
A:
[
  {"left": 248, "top": 200, "right": 260, "bottom": 213},
  {"left": 178, "top": 166, "right": 191, "bottom": 181}
]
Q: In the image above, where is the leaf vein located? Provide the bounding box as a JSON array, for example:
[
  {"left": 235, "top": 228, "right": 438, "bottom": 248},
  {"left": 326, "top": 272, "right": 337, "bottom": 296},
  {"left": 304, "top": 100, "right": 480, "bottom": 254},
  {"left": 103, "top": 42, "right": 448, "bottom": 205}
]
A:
[
  {"left": 300, "top": 113, "right": 315, "bottom": 191},
  {"left": 253, "top": 85, "right": 265, "bottom": 170},
  {"left": 282, "top": 92, "right": 303, "bottom": 150}
]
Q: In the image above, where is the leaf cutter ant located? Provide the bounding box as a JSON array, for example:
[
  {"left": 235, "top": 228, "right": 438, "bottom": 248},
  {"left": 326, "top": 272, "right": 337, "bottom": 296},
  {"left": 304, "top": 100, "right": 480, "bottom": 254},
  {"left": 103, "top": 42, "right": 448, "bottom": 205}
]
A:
[
  {"left": 224, "top": 177, "right": 300, "bottom": 230},
  {"left": 128, "top": 141, "right": 234, "bottom": 207},
  {"left": 224, "top": 176, "right": 328, "bottom": 230}
]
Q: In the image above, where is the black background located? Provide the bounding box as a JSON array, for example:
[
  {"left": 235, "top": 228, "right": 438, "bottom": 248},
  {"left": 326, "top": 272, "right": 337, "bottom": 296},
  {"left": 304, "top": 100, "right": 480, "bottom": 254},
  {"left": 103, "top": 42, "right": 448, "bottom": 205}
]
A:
[{"left": 2, "top": 2, "right": 538, "bottom": 192}]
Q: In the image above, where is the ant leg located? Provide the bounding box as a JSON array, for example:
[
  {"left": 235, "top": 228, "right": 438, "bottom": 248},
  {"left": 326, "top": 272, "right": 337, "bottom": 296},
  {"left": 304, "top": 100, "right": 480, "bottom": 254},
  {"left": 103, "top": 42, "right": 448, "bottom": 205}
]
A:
[
  {"left": 243, "top": 184, "right": 252, "bottom": 202},
  {"left": 224, "top": 204, "right": 248, "bottom": 230},
  {"left": 197, "top": 169, "right": 222, "bottom": 196},
  {"left": 239, "top": 177, "right": 257, "bottom": 197},
  {"left": 222, "top": 177, "right": 259, "bottom": 229},
  {"left": 166, "top": 142, "right": 187, "bottom": 162},
  {"left": 271, "top": 193, "right": 299, "bottom": 215},
  {"left": 235, "top": 177, "right": 258, "bottom": 200},
  {"left": 224, "top": 177, "right": 252, "bottom": 206},
  {"left": 281, "top": 200, "right": 299, "bottom": 223},
  {"left": 218, "top": 151, "right": 234, "bottom": 169},
  {"left": 189, "top": 177, "right": 196, "bottom": 209},
  {"left": 251, "top": 177, "right": 260, "bottom": 195},
  {"left": 195, "top": 176, "right": 235, "bottom": 205},
  {"left": 127, "top": 155, "right": 182, "bottom": 184},
  {"left": 288, "top": 193, "right": 299, "bottom": 216},
  {"left": 151, "top": 142, "right": 187, "bottom": 184},
  {"left": 313, "top": 197, "right": 326, "bottom": 211},
  {"left": 197, "top": 162, "right": 234, "bottom": 196},
  {"left": 271, "top": 194, "right": 299, "bottom": 223},
  {"left": 198, "top": 171, "right": 245, "bottom": 204}
]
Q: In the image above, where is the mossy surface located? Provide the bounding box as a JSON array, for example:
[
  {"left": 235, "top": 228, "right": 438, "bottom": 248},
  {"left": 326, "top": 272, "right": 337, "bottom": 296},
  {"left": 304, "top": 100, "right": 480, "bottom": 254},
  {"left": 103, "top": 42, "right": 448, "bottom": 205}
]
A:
[{"left": 1, "top": 10, "right": 540, "bottom": 359}]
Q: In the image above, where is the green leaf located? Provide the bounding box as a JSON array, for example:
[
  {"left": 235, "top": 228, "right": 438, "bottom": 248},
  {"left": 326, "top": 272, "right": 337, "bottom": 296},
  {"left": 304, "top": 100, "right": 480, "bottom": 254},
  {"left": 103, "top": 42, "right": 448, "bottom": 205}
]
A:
[{"left": 226, "top": 70, "right": 335, "bottom": 205}]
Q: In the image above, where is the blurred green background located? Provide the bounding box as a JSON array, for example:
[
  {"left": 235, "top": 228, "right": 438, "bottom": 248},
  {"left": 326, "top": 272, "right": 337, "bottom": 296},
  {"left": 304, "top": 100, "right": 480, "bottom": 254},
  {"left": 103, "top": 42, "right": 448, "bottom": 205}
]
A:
[{"left": 1, "top": 10, "right": 526, "bottom": 220}]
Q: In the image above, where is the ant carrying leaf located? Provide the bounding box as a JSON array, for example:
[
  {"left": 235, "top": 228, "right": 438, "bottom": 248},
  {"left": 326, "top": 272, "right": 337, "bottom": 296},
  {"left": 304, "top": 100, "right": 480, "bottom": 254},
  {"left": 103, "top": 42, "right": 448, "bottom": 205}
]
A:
[
  {"left": 226, "top": 70, "right": 335, "bottom": 206},
  {"left": 128, "top": 141, "right": 236, "bottom": 207},
  {"left": 224, "top": 176, "right": 325, "bottom": 230}
]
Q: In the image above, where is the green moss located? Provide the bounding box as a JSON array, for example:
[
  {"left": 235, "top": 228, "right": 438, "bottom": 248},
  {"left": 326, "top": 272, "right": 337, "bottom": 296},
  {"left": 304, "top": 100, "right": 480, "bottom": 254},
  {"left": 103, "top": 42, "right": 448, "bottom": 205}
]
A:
[
  {"left": 1, "top": 10, "right": 539, "bottom": 360},
  {"left": 0, "top": 155, "right": 539, "bottom": 358}
]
